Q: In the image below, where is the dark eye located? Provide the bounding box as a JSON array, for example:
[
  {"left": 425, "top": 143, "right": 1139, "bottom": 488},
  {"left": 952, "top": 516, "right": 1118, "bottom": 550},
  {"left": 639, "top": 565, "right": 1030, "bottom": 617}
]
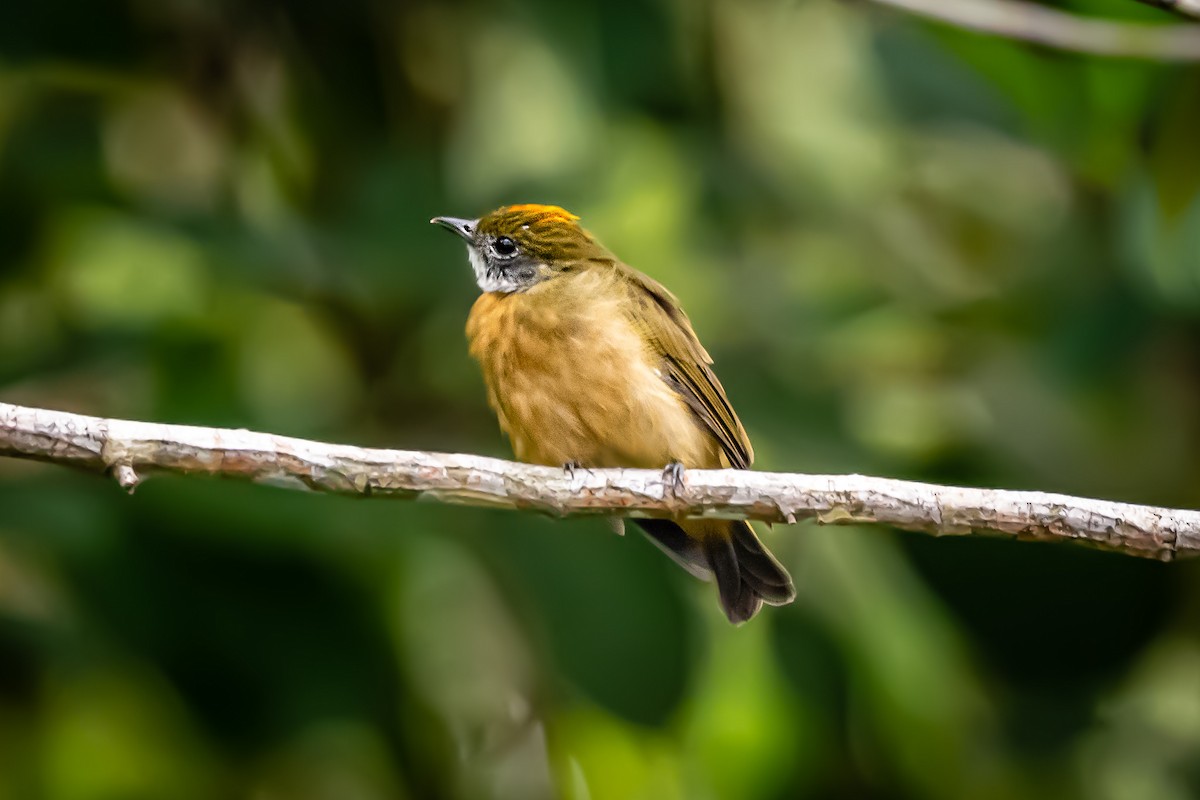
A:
[{"left": 492, "top": 237, "right": 517, "bottom": 258}]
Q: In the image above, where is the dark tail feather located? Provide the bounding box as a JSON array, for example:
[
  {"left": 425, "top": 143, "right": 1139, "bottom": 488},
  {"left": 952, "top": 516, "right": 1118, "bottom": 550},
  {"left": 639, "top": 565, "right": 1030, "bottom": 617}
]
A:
[
  {"left": 730, "top": 521, "right": 796, "bottom": 605},
  {"left": 703, "top": 534, "right": 762, "bottom": 623},
  {"left": 634, "top": 519, "right": 796, "bottom": 624}
]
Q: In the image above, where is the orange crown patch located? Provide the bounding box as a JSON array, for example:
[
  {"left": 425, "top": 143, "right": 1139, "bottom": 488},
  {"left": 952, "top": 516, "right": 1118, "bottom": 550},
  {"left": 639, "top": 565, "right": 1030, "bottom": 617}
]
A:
[{"left": 500, "top": 204, "right": 580, "bottom": 224}]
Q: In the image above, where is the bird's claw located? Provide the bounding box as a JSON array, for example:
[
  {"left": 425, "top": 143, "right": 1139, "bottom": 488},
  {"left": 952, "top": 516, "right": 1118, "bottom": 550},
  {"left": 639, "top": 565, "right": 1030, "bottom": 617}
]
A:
[
  {"left": 563, "top": 460, "right": 584, "bottom": 479},
  {"left": 662, "top": 461, "right": 686, "bottom": 496}
]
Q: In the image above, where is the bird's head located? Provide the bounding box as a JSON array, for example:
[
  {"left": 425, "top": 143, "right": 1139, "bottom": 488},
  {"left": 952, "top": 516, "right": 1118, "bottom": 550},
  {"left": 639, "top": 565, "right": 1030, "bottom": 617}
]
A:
[{"left": 431, "top": 204, "right": 607, "bottom": 293}]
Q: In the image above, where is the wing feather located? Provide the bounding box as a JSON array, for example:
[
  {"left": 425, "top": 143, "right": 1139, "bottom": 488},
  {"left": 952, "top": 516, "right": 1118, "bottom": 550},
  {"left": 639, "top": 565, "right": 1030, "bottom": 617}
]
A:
[{"left": 618, "top": 266, "right": 753, "bottom": 470}]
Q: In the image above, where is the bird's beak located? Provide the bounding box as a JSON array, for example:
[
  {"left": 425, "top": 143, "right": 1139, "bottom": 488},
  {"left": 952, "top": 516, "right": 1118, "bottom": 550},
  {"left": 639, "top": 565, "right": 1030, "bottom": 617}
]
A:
[{"left": 430, "top": 216, "right": 477, "bottom": 242}]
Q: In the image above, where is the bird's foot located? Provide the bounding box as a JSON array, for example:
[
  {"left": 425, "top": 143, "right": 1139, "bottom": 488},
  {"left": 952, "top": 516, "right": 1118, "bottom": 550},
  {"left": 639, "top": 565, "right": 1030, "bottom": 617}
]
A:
[
  {"left": 662, "top": 461, "right": 686, "bottom": 496},
  {"left": 562, "top": 460, "right": 584, "bottom": 480}
]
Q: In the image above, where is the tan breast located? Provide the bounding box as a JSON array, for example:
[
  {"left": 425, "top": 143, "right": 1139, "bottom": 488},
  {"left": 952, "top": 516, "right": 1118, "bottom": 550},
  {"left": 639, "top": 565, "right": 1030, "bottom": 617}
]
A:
[{"left": 465, "top": 269, "right": 720, "bottom": 470}]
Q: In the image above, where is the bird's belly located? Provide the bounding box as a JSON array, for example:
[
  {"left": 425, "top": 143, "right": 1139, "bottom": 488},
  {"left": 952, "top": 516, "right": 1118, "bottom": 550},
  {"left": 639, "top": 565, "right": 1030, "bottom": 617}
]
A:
[
  {"left": 500, "top": 361, "right": 710, "bottom": 469},
  {"left": 469, "top": 300, "right": 716, "bottom": 469}
]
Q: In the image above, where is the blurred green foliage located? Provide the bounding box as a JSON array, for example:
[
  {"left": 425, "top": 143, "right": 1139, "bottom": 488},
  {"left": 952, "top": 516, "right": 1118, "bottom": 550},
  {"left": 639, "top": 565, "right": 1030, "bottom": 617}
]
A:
[{"left": 2, "top": 0, "right": 1200, "bottom": 798}]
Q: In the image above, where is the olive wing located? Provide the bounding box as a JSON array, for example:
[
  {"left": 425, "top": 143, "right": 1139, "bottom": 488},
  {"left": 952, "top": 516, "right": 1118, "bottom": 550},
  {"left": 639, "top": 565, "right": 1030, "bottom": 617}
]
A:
[{"left": 620, "top": 267, "right": 753, "bottom": 470}]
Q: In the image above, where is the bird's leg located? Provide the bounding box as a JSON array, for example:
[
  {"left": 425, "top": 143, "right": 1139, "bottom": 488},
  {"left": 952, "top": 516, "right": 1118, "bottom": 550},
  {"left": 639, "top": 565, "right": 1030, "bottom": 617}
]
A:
[
  {"left": 562, "top": 460, "right": 584, "bottom": 479},
  {"left": 662, "top": 461, "right": 686, "bottom": 497}
]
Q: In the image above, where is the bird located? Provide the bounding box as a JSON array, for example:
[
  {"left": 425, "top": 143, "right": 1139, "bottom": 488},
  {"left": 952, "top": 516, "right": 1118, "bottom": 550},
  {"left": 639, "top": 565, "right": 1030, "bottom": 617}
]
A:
[{"left": 431, "top": 204, "right": 795, "bottom": 623}]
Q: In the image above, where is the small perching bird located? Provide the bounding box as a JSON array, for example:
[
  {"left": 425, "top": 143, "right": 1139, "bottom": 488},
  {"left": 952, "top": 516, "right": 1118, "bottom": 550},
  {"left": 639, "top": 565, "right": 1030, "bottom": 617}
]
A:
[{"left": 432, "top": 204, "right": 795, "bottom": 623}]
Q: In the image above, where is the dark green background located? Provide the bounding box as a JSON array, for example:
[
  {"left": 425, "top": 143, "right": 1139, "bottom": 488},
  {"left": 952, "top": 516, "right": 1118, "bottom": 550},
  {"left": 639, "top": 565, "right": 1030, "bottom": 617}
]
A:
[{"left": 2, "top": 1, "right": 1200, "bottom": 798}]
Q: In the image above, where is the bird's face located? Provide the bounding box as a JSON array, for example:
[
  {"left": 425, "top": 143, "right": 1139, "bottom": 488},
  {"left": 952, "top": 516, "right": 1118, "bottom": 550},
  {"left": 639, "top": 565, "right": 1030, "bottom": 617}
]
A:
[{"left": 432, "top": 204, "right": 605, "bottom": 293}]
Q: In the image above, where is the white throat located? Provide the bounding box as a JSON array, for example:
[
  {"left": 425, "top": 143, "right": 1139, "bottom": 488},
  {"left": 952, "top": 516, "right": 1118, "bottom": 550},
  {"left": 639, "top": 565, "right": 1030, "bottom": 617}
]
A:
[{"left": 468, "top": 245, "right": 524, "bottom": 294}]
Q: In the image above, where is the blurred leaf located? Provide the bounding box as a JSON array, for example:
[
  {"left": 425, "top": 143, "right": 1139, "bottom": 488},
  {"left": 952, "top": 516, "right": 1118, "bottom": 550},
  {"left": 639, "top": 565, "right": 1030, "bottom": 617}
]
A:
[
  {"left": 42, "top": 665, "right": 219, "bottom": 800},
  {"left": 48, "top": 209, "right": 208, "bottom": 330},
  {"left": 685, "top": 621, "right": 808, "bottom": 800},
  {"left": 235, "top": 297, "right": 362, "bottom": 433},
  {"left": 1148, "top": 75, "right": 1200, "bottom": 221},
  {"left": 555, "top": 704, "right": 683, "bottom": 800},
  {"left": 447, "top": 23, "right": 598, "bottom": 201},
  {"left": 490, "top": 518, "right": 694, "bottom": 728}
]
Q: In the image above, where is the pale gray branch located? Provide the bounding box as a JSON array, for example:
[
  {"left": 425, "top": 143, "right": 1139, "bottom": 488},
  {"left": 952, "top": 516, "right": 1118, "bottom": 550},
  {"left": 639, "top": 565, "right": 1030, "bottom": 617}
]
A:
[
  {"left": 1131, "top": 0, "right": 1200, "bottom": 22},
  {"left": 2, "top": 401, "right": 1197, "bottom": 561},
  {"left": 864, "top": 0, "right": 1200, "bottom": 59}
]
